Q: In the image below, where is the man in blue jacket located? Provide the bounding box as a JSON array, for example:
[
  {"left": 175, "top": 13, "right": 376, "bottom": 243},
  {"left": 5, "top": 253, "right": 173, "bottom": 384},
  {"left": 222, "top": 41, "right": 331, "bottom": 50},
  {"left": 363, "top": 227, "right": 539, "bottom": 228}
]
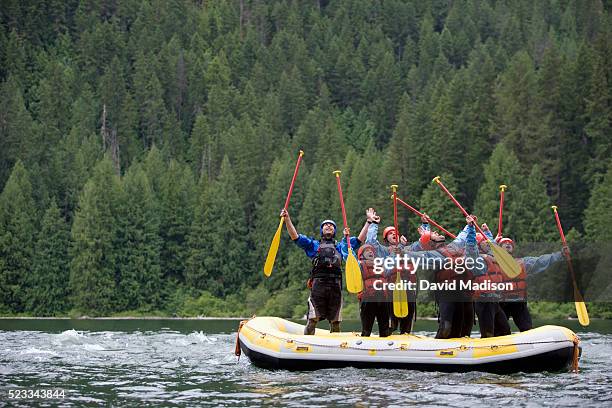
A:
[{"left": 280, "top": 209, "right": 368, "bottom": 335}]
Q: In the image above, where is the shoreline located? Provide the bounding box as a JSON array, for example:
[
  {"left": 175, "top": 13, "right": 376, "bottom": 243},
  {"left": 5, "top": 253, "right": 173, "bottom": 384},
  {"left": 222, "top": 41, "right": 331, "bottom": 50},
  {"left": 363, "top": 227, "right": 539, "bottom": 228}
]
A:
[{"left": 0, "top": 316, "right": 589, "bottom": 321}]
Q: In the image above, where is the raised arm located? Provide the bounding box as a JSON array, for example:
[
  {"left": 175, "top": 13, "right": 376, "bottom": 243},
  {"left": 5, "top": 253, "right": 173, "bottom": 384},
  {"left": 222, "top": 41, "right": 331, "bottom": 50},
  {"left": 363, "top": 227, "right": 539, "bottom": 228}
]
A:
[
  {"left": 521, "top": 251, "right": 564, "bottom": 276},
  {"left": 280, "top": 208, "right": 298, "bottom": 240},
  {"left": 364, "top": 209, "right": 390, "bottom": 258}
]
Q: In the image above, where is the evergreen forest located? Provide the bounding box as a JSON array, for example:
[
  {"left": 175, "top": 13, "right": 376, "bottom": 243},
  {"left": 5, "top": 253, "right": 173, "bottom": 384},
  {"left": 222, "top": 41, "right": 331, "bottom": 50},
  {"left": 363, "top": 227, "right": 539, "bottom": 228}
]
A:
[{"left": 0, "top": 0, "right": 610, "bottom": 318}]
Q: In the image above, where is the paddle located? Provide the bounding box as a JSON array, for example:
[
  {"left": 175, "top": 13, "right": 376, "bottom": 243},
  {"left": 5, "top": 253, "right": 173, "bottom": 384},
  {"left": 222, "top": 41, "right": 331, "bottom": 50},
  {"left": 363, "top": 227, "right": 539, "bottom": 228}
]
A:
[
  {"left": 497, "top": 184, "right": 507, "bottom": 237},
  {"left": 551, "top": 206, "right": 589, "bottom": 327},
  {"left": 432, "top": 176, "right": 522, "bottom": 278},
  {"left": 333, "top": 170, "right": 363, "bottom": 293},
  {"left": 264, "top": 150, "right": 304, "bottom": 277},
  {"left": 394, "top": 195, "right": 457, "bottom": 239},
  {"left": 391, "top": 184, "right": 409, "bottom": 318}
]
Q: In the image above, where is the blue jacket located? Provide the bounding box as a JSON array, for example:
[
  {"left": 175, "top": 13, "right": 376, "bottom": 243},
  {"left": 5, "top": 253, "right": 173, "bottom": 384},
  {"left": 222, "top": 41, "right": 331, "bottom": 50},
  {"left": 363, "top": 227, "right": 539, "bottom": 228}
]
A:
[
  {"left": 402, "top": 224, "right": 478, "bottom": 267},
  {"left": 293, "top": 234, "right": 361, "bottom": 261},
  {"left": 473, "top": 251, "right": 563, "bottom": 277},
  {"left": 365, "top": 223, "right": 421, "bottom": 257},
  {"left": 379, "top": 224, "right": 479, "bottom": 276}
]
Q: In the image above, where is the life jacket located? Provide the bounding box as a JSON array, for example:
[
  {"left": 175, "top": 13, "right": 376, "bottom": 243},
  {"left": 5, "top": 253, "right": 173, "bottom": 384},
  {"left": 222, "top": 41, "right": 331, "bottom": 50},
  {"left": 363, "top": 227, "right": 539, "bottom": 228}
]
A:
[
  {"left": 501, "top": 259, "right": 527, "bottom": 301},
  {"left": 357, "top": 244, "right": 388, "bottom": 301},
  {"left": 360, "top": 260, "right": 388, "bottom": 301},
  {"left": 472, "top": 255, "right": 505, "bottom": 300},
  {"left": 393, "top": 246, "right": 417, "bottom": 285},
  {"left": 434, "top": 245, "right": 473, "bottom": 301},
  {"left": 434, "top": 245, "right": 468, "bottom": 283},
  {"left": 311, "top": 239, "right": 342, "bottom": 279}
]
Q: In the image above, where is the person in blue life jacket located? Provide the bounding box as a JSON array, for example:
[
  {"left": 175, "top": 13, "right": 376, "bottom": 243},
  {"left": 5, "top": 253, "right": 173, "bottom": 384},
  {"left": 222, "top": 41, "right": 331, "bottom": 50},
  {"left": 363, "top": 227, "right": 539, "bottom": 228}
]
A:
[
  {"left": 478, "top": 235, "right": 568, "bottom": 335},
  {"left": 364, "top": 208, "right": 424, "bottom": 334},
  {"left": 280, "top": 208, "right": 369, "bottom": 335},
  {"left": 389, "top": 215, "right": 480, "bottom": 339}
]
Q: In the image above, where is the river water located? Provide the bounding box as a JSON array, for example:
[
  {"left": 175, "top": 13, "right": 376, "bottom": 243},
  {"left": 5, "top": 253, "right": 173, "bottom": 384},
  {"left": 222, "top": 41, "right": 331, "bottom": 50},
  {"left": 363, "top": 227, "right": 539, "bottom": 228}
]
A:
[{"left": 0, "top": 319, "right": 611, "bottom": 407}]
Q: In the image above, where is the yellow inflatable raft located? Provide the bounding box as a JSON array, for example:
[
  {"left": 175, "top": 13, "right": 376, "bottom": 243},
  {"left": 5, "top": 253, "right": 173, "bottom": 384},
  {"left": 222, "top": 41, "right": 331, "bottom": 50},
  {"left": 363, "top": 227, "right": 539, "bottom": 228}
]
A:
[{"left": 237, "top": 317, "right": 580, "bottom": 373}]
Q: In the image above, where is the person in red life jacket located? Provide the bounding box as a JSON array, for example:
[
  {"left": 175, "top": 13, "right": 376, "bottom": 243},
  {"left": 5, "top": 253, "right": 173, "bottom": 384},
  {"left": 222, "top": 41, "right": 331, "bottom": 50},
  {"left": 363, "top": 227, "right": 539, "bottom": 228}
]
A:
[
  {"left": 357, "top": 243, "right": 391, "bottom": 337},
  {"left": 471, "top": 225, "right": 512, "bottom": 338},
  {"left": 489, "top": 236, "right": 567, "bottom": 334},
  {"left": 364, "top": 208, "right": 421, "bottom": 334},
  {"left": 280, "top": 209, "right": 370, "bottom": 335},
  {"left": 392, "top": 216, "right": 480, "bottom": 339}
]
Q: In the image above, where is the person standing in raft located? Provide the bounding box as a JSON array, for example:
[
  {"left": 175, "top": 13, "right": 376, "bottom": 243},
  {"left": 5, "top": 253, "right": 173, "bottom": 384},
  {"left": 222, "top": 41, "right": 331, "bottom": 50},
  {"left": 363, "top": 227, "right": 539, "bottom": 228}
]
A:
[
  {"left": 471, "top": 225, "right": 512, "bottom": 338},
  {"left": 357, "top": 243, "right": 391, "bottom": 337},
  {"left": 487, "top": 236, "right": 567, "bottom": 334},
  {"left": 364, "top": 208, "right": 422, "bottom": 334},
  {"left": 398, "top": 216, "right": 479, "bottom": 339},
  {"left": 280, "top": 209, "right": 368, "bottom": 335}
]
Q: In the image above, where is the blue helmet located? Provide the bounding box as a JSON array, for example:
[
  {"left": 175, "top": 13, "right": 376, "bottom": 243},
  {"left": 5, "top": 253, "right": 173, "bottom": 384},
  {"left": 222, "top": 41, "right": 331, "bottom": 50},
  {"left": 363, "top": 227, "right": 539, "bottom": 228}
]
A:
[{"left": 320, "top": 219, "right": 337, "bottom": 236}]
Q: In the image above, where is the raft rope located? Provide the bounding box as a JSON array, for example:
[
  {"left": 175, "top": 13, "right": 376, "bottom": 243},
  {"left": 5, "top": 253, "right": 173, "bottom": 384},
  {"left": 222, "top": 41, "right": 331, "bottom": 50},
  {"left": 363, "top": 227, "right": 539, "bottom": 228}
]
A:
[
  {"left": 234, "top": 319, "right": 249, "bottom": 359},
  {"left": 242, "top": 324, "right": 580, "bottom": 354},
  {"left": 571, "top": 334, "right": 581, "bottom": 373}
]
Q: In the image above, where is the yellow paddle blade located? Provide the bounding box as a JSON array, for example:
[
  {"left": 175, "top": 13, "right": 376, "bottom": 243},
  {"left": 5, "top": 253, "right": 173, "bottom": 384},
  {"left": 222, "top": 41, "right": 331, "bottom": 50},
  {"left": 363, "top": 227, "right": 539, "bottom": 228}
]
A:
[
  {"left": 489, "top": 243, "right": 522, "bottom": 278},
  {"left": 345, "top": 252, "right": 363, "bottom": 293},
  {"left": 263, "top": 218, "right": 283, "bottom": 277},
  {"left": 573, "top": 286, "right": 589, "bottom": 326},
  {"left": 393, "top": 271, "right": 409, "bottom": 318},
  {"left": 576, "top": 301, "right": 589, "bottom": 326}
]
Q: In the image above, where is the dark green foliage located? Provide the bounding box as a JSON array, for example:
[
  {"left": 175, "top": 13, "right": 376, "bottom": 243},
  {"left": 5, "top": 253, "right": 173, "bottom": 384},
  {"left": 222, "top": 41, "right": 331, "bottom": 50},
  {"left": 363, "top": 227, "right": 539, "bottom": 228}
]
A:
[
  {"left": 0, "top": 77, "right": 38, "bottom": 188},
  {"left": 474, "top": 143, "right": 523, "bottom": 235},
  {"left": 507, "top": 165, "right": 558, "bottom": 243},
  {"left": 69, "top": 158, "right": 121, "bottom": 315},
  {"left": 26, "top": 200, "right": 70, "bottom": 315},
  {"left": 0, "top": 1, "right": 610, "bottom": 316},
  {"left": 115, "top": 164, "right": 162, "bottom": 311},
  {"left": 419, "top": 172, "right": 467, "bottom": 235},
  {"left": 159, "top": 159, "right": 195, "bottom": 284},
  {"left": 186, "top": 157, "right": 247, "bottom": 297},
  {"left": 584, "top": 163, "right": 612, "bottom": 242},
  {"left": 0, "top": 161, "right": 36, "bottom": 313}
]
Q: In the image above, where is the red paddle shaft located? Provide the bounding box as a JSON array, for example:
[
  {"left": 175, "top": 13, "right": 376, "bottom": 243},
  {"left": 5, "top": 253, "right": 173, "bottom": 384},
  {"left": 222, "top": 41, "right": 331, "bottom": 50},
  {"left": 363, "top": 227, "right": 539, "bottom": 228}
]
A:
[
  {"left": 552, "top": 206, "right": 584, "bottom": 302},
  {"left": 498, "top": 185, "right": 507, "bottom": 236},
  {"left": 395, "top": 197, "right": 456, "bottom": 239},
  {"left": 433, "top": 177, "right": 488, "bottom": 238},
  {"left": 283, "top": 150, "right": 304, "bottom": 211},
  {"left": 391, "top": 185, "right": 399, "bottom": 238},
  {"left": 333, "top": 171, "right": 351, "bottom": 250}
]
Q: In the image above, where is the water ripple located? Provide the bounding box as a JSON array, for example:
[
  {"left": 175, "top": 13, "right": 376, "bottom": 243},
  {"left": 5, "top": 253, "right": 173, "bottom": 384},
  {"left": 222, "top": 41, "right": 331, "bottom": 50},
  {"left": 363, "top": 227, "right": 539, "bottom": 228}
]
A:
[{"left": 0, "top": 321, "right": 611, "bottom": 406}]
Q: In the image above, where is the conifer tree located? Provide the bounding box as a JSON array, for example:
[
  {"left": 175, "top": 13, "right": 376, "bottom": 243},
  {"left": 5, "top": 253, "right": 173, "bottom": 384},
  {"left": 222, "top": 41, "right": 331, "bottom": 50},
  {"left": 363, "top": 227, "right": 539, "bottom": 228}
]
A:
[
  {"left": 186, "top": 157, "right": 248, "bottom": 297},
  {"left": 26, "top": 200, "right": 70, "bottom": 315},
  {"left": 142, "top": 145, "right": 167, "bottom": 198},
  {"left": 278, "top": 65, "right": 308, "bottom": 135},
  {"left": 507, "top": 165, "right": 557, "bottom": 243},
  {"left": 584, "top": 50, "right": 611, "bottom": 181},
  {"left": 493, "top": 51, "right": 554, "bottom": 174},
  {"left": 115, "top": 164, "right": 162, "bottom": 311},
  {"left": 159, "top": 159, "right": 195, "bottom": 284},
  {"left": 473, "top": 143, "right": 524, "bottom": 235},
  {"left": 69, "top": 157, "right": 121, "bottom": 315},
  {"left": 584, "top": 163, "right": 612, "bottom": 242},
  {"left": 133, "top": 52, "right": 167, "bottom": 149},
  {"left": 419, "top": 172, "right": 468, "bottom": 235},
  {"left": 0, "top": 160, "right": 36, "bottom": 313},
  {"left": 0, "top": 77, "right": 38, "bottom": 188}
]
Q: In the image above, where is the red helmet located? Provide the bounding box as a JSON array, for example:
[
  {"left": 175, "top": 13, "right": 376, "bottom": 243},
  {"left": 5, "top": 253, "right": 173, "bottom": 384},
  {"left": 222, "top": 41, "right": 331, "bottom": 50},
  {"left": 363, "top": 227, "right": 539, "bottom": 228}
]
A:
[
  {"left": 358, "top": 244, "right": 376, "bottom": 260},
  {"left": 383, "top": 226, "right": 397, "bottom": 240},
  {"left": 476, "top": 233, "right": 487, "bottom": 244},
  {"left": 498, "top": 237, "right": 515, "bottom": 248}
]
